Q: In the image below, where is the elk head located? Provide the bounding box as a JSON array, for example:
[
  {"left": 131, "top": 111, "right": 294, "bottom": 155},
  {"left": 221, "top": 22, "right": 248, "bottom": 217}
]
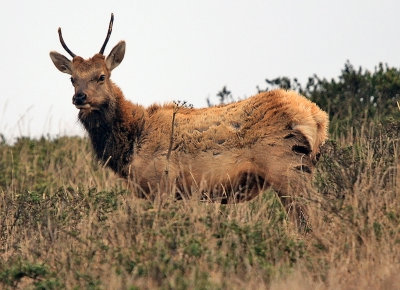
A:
[{"left": 49, "top": 14, "right": 125, "bottom": 118}]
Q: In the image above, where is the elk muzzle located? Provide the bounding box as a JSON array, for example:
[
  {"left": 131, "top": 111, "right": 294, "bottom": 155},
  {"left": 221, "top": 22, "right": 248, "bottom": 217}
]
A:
[{"left": 73, "top": 92, "right": 90, "bottom": 109}]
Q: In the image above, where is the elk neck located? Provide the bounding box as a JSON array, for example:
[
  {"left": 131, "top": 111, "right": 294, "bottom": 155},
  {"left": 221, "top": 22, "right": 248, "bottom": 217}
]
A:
[{"left": 79, "top": 82, "right": 147, "bottom": 178}]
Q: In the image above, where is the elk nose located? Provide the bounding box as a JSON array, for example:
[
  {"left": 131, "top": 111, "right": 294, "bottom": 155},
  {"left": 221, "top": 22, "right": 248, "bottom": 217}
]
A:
[{"left": 73, "top": 92, "right": 87, "bottom": 105}]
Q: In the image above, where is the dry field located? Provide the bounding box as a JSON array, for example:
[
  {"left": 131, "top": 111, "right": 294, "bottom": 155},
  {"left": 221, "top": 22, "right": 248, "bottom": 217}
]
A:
[{"left": 0, "top": 119, "right": 399, "bottom": 289}]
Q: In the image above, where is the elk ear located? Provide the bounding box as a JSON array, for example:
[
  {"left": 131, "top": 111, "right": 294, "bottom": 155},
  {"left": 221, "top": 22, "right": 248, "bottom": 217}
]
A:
[
  {"left": 50, "top": 51, "right": 72, "bottom": 75},
  {"left": 106, "top": 41, "right": 125, "bottom": 71}
]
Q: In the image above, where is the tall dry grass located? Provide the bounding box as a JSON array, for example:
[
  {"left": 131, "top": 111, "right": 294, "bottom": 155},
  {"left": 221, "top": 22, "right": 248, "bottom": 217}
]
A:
[{"left": 0, "top": 120, "right": 399, "bottom": 289}]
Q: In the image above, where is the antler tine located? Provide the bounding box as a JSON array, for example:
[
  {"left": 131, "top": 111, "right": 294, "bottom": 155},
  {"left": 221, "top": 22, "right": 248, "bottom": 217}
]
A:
[
  {"left": 99, "top": 13, "right": 114, "bottom": 55},
  {"left": 58, "top": 27, "right": 76, "bottom": 58}
]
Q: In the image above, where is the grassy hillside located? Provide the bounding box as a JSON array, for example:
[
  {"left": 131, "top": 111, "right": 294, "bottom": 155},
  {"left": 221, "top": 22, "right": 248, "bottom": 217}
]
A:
[{"left": 0, "top": 117, "right": 399, "bottom": 289}]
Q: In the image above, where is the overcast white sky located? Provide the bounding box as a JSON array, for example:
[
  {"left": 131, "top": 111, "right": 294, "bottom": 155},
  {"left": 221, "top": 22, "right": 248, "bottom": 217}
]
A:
[{"left": 1, "top": 0, "right": 400, "bottom": 140}]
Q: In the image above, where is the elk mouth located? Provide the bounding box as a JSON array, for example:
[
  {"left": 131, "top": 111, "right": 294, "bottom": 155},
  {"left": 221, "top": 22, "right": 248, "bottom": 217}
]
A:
[{"left": 75, "top": 104, "right": 91, "bottom": 110}]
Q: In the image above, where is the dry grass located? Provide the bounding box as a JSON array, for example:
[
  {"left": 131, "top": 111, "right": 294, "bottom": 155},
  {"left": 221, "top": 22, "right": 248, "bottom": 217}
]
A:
[{"left": 0, "top": 120, "right": 399, "bottom": 289}]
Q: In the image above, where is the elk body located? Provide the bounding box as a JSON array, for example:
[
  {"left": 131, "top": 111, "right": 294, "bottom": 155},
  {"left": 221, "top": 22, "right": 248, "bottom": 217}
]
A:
[{"left": 50, "top": 15, "right": 329, "bottom": 208}]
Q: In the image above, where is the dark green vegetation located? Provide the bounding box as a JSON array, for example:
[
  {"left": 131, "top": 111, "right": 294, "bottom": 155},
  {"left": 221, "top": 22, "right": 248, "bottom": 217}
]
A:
[{"left": 1, "top": 62, "right": 399, "bottom": 289}]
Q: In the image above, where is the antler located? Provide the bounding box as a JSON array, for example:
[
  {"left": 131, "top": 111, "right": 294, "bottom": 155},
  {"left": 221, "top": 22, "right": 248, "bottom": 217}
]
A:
[
  {"left": 99, "top": 13, "right": 114, "bottom": 55},
  {"left": 58, "top": 27, "right": 76, "bottom": 58}
]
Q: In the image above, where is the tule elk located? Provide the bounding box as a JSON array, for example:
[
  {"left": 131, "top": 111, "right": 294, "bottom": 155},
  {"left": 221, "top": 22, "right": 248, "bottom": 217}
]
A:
[{"left": 50, "top": 14, "right": 329, "bottom": 215}]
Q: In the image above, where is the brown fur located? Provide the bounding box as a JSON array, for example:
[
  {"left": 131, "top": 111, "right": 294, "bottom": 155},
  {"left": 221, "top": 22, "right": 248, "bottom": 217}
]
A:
[
  {"left": 130, "top": 89, "right": 328, "bottom": 204},
  {"left": 50, "top": 27, "right": 329, "bottom": 211}
]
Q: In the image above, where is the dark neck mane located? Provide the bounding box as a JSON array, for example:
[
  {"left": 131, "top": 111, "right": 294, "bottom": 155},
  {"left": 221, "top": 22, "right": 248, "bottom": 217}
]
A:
[{"left": 79, "top": 86, "right": 146, "bottom": 177}]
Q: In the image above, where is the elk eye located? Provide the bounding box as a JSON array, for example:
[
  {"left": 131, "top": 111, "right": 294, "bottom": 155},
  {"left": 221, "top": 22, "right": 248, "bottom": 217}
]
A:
[{"left": 98, "top": 75, "right": 106, "bottom": 82}]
